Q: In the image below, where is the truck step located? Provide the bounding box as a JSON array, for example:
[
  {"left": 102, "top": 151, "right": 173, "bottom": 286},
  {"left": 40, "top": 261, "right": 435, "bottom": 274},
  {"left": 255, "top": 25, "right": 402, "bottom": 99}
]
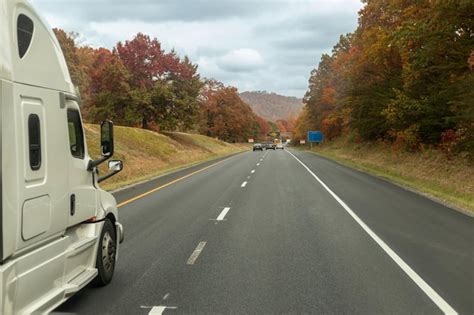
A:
[{"left": 64, "top": 268, "right": 98, "bottom": 295}]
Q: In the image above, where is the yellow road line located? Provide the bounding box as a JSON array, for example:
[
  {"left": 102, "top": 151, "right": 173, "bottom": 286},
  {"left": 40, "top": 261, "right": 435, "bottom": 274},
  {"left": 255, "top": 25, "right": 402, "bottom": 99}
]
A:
[{"left": 117, "top": 154, "right": 238, "bottom": 208}]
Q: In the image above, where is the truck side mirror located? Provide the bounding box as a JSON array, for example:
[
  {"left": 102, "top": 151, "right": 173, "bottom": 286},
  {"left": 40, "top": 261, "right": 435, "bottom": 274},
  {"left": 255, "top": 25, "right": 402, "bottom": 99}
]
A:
[
  {"left": 98, "top": 159, "right": 123, "bottom": 183},
  {"left": 87, "top": 120, "right": 116, "bottom": 171},
  {"left": 108, "top": 160, "right": 123, "bottom": 172},
  {"left": 101, "top": 120, "right": 114, "bottom": 157}
]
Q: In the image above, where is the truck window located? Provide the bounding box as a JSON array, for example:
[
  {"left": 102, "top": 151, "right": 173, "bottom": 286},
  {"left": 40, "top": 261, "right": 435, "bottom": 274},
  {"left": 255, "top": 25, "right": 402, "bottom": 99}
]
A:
[
  {"left": 67, "top": 110, "right": 85, "bottom": 159},
  {"left": 17, "top": 14, "right": 34, "bottom": 58},
  {"left": 28, "top": 114, "right": 41, "bottom": 170}
]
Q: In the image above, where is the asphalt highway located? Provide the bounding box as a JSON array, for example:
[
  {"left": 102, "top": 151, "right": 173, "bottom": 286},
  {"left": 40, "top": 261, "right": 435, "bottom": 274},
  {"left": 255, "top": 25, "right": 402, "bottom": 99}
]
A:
[{"left": 56, "top": 149, "right": 473, "bottom": 314}]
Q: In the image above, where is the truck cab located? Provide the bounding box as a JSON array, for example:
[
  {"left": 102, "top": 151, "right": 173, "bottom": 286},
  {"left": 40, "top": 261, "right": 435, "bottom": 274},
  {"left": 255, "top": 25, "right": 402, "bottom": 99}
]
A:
[{"left": 0, "top": 0, "right": 123, "bottom": 313}]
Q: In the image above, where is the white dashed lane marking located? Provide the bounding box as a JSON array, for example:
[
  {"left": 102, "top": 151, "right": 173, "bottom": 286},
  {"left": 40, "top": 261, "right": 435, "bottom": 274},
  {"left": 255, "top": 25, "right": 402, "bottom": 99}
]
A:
[
  {"left": 148, "top": 306, "right": 166, "bottom": 315},
  {"left": 241, "top": 181, "right": 248, "bottom": 188},
  {"left": 216, "top": 207, "right": 231, "bottom": 221},
  {"left": 187, "top": 241, "right": 207, "bottom": 265},
  {"left": 141, "top": 305, "right": 177, "bottom": 315}
]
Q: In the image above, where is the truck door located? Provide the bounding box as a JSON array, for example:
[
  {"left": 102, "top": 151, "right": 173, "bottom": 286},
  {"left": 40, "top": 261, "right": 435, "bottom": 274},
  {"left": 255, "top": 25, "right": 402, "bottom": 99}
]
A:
[
  {"left": 66, "top": 105, "right": 97, "bottom": 226},
  {"left": 20, "top": 97, "right": 52, "bottom": 241}
]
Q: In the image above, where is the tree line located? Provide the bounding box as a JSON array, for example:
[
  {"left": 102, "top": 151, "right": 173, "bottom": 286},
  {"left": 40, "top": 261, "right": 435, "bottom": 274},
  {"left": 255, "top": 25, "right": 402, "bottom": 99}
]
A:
[
  {"left": 294, "top": 0, "right": 473, "bottom": 159},
  {"left": 54, "top": 29, "right": 271, "bottom": 142}
]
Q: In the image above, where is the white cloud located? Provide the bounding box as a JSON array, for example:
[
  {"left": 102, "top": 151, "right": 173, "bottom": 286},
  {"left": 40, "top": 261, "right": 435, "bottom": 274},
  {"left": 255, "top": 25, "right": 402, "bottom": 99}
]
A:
[
  {"left": 32, "top": 0, "right": 364, "bottom": 97},
  {"left": 217, "top": 48, "right": 264, "bottom": 72}
]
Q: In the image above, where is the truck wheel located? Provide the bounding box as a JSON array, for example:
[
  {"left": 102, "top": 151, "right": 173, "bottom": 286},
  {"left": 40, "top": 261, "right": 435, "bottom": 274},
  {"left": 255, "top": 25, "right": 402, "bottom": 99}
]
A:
[{"left": 94, "top": 218, "right": 116, "bottom": 286}]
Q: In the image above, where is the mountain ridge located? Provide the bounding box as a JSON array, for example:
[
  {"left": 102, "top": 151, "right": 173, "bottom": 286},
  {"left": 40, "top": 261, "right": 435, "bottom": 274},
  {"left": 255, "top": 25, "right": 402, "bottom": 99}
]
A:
[{"left": 239, "top": 91, "right": 303, "bottom": 122}]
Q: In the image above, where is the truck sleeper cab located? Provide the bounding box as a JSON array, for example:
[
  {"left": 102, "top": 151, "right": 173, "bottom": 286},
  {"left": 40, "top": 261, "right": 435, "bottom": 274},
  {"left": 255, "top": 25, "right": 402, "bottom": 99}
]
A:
[{"left": 0, "top": 0, "right": 123, "bottom": 313}]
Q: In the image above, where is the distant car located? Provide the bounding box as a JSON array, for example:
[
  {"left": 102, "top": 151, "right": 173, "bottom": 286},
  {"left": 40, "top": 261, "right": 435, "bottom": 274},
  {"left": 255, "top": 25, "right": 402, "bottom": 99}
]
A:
[
  {"left": 276, "top": 143, "right": 284, "bottom": 150},
  {"left": 265, "top": 143, "right": 276, "bottom": 150},
  {"left": 253, "top": 143, "right": 263, "bottom": 151}
]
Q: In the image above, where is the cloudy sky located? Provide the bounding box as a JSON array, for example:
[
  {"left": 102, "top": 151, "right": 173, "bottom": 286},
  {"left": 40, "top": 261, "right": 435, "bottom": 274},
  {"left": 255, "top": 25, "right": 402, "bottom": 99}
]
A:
[{"left": 32, "top": 0, "right": 363, "bottom": 97}]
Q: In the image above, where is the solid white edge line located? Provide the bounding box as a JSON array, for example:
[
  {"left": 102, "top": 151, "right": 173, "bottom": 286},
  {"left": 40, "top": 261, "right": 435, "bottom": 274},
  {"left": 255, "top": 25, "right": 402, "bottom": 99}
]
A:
[
  {"left": 286, "top": 150, "right": 457, "bottom": 315},
  {"left": 187, "top": 241, "right": 207, "bottom": 265},
  {"left": 216, "top": 207, "right": 231, "bottom": 221},
  {"left": 241, "top": 181, "right": 248, "bottom": 187}
]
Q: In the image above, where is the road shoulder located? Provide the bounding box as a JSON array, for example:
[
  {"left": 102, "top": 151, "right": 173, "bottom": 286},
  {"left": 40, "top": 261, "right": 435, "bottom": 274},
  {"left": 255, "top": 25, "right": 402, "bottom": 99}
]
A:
[{"left": 299, "top": 148, "right": 473, "bottom": 217}]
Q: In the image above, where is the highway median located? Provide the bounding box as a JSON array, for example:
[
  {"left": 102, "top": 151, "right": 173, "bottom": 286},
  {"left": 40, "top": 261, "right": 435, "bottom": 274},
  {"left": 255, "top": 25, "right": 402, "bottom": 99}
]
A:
[{"left": 85, "top": 124, "right": 248, "bottom": 191}]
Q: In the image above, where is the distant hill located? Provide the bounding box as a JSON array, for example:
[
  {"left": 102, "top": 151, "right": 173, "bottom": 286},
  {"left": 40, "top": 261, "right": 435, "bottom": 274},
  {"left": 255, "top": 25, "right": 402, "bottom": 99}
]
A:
[{"left": 239, "top": 91, "right": 303, "bottom": 122}]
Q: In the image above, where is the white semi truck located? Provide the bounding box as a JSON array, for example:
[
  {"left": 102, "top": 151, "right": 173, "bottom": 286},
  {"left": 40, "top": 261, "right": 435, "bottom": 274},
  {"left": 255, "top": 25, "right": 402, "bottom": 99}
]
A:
[{"left": 0, "top": 0, "right": 124, "bottom": 313}]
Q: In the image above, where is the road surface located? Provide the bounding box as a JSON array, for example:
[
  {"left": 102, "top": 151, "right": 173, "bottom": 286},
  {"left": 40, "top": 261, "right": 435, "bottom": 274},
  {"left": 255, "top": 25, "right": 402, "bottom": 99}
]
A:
[{"left": 56, "top": 149, "right": 473, "bottom": 314}]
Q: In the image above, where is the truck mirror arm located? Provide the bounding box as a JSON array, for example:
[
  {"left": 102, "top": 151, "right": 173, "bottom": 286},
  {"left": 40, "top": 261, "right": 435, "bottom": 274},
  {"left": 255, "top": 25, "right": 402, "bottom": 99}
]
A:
[
  {"left": 97, "top": 159, "right": 123, "bottom": 183},
  {"left": 87, "top": 155, "right": 110, "bottom": 171},
  {"left": 97, "top": 169, "right": 120, "bottom": 183}
]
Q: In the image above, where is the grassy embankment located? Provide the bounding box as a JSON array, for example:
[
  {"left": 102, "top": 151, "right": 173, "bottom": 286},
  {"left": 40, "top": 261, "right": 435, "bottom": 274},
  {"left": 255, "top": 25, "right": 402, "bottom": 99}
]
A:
[
  {"left": 84, "top": 124, "right": 247, "bottom": 191},
  {"left": 303, "top": 138, "right": 473, "bottom": 216}
]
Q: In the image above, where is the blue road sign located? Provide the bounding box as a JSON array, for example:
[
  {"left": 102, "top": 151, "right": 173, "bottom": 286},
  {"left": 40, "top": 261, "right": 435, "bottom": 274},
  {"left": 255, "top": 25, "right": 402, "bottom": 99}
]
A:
[{"left": 307, "top": 131, "right": 324, "bottom": 143}]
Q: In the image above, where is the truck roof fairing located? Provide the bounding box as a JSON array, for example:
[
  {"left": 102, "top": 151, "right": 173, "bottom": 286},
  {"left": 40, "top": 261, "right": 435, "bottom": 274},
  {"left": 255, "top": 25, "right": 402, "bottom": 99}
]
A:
[{"left": 0, "top": 0, "right": 75, "bottom": 94}]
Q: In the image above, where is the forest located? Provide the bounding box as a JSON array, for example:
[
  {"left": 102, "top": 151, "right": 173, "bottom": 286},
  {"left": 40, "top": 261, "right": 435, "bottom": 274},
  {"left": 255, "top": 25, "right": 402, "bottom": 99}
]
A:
[
  {"left": 293, "top": 0, "right": 473, "bottom": 159},
  {"left": 54, "top": 30, "right": 271, "bottom": 142}
]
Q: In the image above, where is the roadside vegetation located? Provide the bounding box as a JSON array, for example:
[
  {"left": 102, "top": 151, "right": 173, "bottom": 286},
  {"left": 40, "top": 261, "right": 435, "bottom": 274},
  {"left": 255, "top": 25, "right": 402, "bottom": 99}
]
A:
[
  {"left": 305, "top": 137, "right": 473, "bottom": 215},
  {"left": 294, "top": 1, "right": 473, "bottom": 160},
  {"left": 55, "top": 30, "right": 272, "bottom": 143},
  {"left": 84, "top": 124, "right": 246, "bottom": 191},
  {"left": 291, "top": 1, "right": 473, "bottom": 214}
]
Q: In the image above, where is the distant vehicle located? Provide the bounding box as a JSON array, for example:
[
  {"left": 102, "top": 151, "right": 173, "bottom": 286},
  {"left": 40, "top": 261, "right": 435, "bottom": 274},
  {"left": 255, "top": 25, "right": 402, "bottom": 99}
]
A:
[
  {"left": 0, "top": 1, "right": 123, "bottom": 313},
  {"left": 276, "top": 143, "right": 284, "bottom": 150},
  {"left": 265, "top": 143, "right": 276, "bottom": 150},
  {"left": 253, "top": 143, "right": 263, "bottom": 151}
]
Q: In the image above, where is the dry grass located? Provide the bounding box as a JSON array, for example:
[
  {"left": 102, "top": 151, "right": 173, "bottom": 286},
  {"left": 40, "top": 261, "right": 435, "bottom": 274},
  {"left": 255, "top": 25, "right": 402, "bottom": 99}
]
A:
[
  {"left": 307, "top": 138, "right": 474, "bottom": 215},
  {"left": 84, "top": 124, "right": 246, "bottom": 190}
]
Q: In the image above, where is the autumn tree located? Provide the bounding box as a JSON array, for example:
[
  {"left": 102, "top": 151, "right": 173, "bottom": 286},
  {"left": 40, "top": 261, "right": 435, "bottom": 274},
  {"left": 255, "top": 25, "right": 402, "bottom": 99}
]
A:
[
  {"left": 199, "top": 79, "right": 261, "bottom": 142},
  {"left": 54, "top": 28, "right": 95, "bottom": 116},
  {"left": 199, "top": 79, "right": 224, "bottom": 137},
  {"left": 295, "top": 0, "right": 474, "bottom": 156},
  {"left": 54, "top": 29, "right": 87, "bottom": 89},
  {"left": 303, "top": 34, "right": 354, "bottom": 140},
  {"left": 255, "top": 115, "right": 271, "bottom": 137},
  {"left": 275, "top": 120, "right": 288, "bottom": 133},
  {"left": 166, "top": 58, "right": 203, "bottom": 131},
  {"left": 55, "top": 30, "right": 268, "bottom": 143},
  {"left": 87, "top": 48, "right": 133, "bottom": 124},
  {"left": 115, "top": 33, "right": 202, "bottom": 130},
  {"left": 293, "top": 106, "right": 314, "bottom": 142}
]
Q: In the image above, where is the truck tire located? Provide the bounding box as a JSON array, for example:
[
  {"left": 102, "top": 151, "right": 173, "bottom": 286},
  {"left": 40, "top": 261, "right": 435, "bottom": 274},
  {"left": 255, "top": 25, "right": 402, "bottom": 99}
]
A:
[{"left": 94, "top": 218, "right": 116, "bottom": 286}]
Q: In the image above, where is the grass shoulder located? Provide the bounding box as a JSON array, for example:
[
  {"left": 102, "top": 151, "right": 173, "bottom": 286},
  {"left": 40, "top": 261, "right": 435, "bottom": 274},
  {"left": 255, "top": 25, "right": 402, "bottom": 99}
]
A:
[
  {"left": 299, "top": 139, "right": 473, "bottom": 216},
  {"left": 85, "top": 124, "right": 247, "bottom": 191}
]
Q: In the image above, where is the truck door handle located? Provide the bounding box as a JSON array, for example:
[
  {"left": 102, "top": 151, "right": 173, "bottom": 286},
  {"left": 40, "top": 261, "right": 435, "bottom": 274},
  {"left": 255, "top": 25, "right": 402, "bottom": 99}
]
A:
[{"left": 70, "top": 194, "right": 75, "bottom": 216}]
